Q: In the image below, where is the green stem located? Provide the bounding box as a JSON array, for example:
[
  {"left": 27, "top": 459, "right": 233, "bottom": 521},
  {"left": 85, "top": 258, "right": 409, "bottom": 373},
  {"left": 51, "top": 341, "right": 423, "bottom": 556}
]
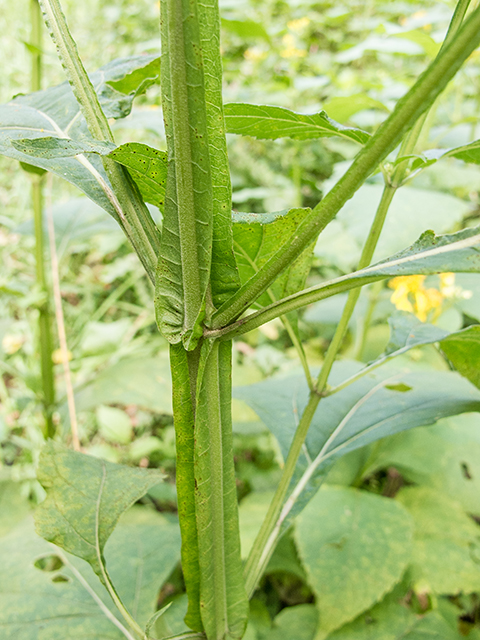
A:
[
  {"left": 30, "top": 0, "right": 55, "bottom": 438},
  {"left": 38, "top": 0, "right": 160, "bottom": 282},
  {"left": 33, "top": 174, "right": 56, "bottom": 437},
  {"left": 211, "top": 6, "right": 480, "bottom": 329}
]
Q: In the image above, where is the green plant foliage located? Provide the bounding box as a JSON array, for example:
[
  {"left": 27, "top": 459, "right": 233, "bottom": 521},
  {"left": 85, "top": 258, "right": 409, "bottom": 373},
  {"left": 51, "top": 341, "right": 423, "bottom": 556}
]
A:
[
  {"left": 396, "top": 487, "right": 480, "bottom": 595},
  {"left": 0, "top": 482, "right": 31, "bottom": 536},
  {"left": 295, "top": 486, "right": 413, "bottom": 636},
  {"left": 232, "top": 208, "right": 313, "bottom": 307},
  {"left": 35, "top": 441, "right": 164, "bottom": 580},
  {"left": 262, "top": 604, "right": 317, "bottom": 640},
  {"left": 441, "top": 326, "right": 480, "bottom": 389},
  {"left": 224, "top": 104, "right": 370, "bottom": 144},
  {"left": 0, "top": 511, "right": 181, "bottom": 639},
  {"left": 0, "top": 55, "right": 159, "bottom": 222}
]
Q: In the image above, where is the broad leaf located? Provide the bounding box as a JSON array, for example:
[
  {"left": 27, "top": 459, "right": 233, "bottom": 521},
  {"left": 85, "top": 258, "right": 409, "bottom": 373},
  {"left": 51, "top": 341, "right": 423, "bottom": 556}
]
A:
[
  {"left": 35, "top": 441, "right": 164, "bottom": 581},
  {"left": 0, "top": 481, "right": 31, "bottom": 536},
  {"left": 262, "top": 605, "right": 317, "bottom": 640},
  {"left": 232, "top": 208, "right": 313, "bottom": 308},
  {"left": 224, "top": 103, "right": 370, "bottom": 144},
  {"left": 234, "top": 362, "right": 480, "bottom": 530},
  {"left": 396, "top": 487, "right": 480, "bottom": 595},
  {"left": 295, "top": 486, "right": 413, "bottom": 636},
  {"left": 0, "top": 55, "right": 159, "bottom": 221},
  {"left": 221, "top": 18, "right": 270, "bottom": 42},
  {"left": 362, "top": 414, "right": 480, "bottom": 514},
  {"left": 0, "top": 512, "right": 181, "bottom": 638}
]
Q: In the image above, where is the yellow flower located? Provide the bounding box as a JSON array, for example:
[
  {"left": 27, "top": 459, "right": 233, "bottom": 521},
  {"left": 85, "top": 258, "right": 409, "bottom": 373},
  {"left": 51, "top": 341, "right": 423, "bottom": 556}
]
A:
[
  {"left": 2, "top": 334, "right": 24, "bottom": 355},
  {"left": 389, "top": 274, "right": 445, "bottom": 322},
  {"left": 287, "top": 17, "right": 310, "bottom": 32}
]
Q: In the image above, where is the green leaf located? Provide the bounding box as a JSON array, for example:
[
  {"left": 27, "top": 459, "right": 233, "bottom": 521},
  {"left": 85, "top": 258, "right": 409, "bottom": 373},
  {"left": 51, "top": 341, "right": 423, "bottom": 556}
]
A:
[
  {"left": 232, "top": 208, "right": 313, "bottom": 307},
  {"left": 385, "top": 312, "right": 450, "bottom": 355},
  {"left": 262, "top": 605, "right": 317, "bottom": 640},
  {"left": 0, "top": 55, "right": 159, "bottom": 222},
  {"left": 396, "top": 487, "right": 480, "bottom": 595},
  {"left": 71, "top": 354, "right": 172, "bottom": 415},
  {"left": 441, "top": 325, "right": 480, "bottom": 389},
  {"left": 221, "top": 18, "right": 271, "bottom": 42},
  {"left": 194, "top": 341, "right": 248, "bottom": 639},
  {"left": 224, "top": 103, "right": 370, "bottom": 144},
  {"left": 234, "top": 362, "right": 480, "bottom": 529},
  {"left": 35, "top": 441, "right": 164, "bottom": 581},
  {"left": 96, "top": 405, "right": 133, "bottom": 445},
  {"left": 362, "top": 414, "right": 480, "bottom": 515},
  {"left": 321, "top": 94, "right": 389, "bottom": 124},
  {"left": 0, "top": 512, "right": 181, "bottom": 639},
  {"left": 221, "top": 226, "right": 480, "bottom": 338},
  {"left": 0, "top": 481, "right": 31, "bottom": 536},
  {"left": 315, "top": 184, "right": 471, "bottom": 272},
  {"left": 295, "top": 486, "right": 413, "bottom": 636},
  {"left": 0, "top": 521, "right": 126, "bottom": 640}
]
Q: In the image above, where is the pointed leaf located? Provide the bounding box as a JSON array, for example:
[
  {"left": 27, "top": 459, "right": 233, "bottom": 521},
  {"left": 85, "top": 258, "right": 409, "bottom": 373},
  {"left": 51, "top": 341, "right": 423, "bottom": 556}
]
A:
[
  {"left": 35, "top": 441, "right": 164, "bottom": 581},
  {"left": 224, "top": 103, "right": 370, "bottom": 144},
  {"left": 441, "top": 325, "right": 480, "bottom": 389},
  {"left": 0, "top": 55, "right": 159, "bottom": 221}
]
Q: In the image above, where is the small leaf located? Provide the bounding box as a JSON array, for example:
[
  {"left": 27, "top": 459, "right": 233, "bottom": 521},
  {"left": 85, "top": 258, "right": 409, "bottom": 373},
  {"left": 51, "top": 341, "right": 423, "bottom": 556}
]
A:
[
  {"left": 35, "top": 441, "right": 164, "bottom": 581},
  {"left": 221, "top": 18, "right": 271, "bottom": 42},
  {"left": 224, "top": 103, "right": 370, "bottom": 144},
  {"left": 295, "top": 486, "right": 413, "bottom": 636}
]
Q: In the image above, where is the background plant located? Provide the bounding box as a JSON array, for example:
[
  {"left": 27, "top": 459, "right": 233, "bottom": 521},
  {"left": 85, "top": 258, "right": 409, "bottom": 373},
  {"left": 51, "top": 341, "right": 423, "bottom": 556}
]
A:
[{"left": 2, "top": 1, "right": 480, "bottom": 640}]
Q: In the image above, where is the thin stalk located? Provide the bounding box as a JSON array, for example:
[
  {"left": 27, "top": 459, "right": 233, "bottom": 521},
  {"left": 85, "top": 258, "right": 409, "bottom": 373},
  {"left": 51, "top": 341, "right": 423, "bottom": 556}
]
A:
[
  {"left": 211, "top": 5, "right": 480, "bottom": 329},
  {"left": 242, "top": 2, "right": 472, "bottom": 589},
  {"left": 30, "top": 0, "right": 55, "bottom": 438},
  {"left": 38, "top": 0, "right": 160, "bottom": 282},
  {"left": 45, "top": 174, "right": 80, "bottom": 451}
]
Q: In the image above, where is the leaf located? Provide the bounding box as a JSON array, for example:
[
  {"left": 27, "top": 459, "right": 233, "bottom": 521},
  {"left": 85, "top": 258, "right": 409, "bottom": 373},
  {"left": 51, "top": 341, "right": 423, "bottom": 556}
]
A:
[
  {"left": 315, "top": 184, "right": 472, "bottom": 272},
  {"left": 0, "top": 481, "right": 31, "bottom": 536},
  {"left": 232, "top": 208, "right": 313, "bottom": 308},
  {"left": 0, "top": 512, "right": 181, "bottom": 639},
  {"left": 441, "top": 325, "right": 480, "bottom": 389},
  {"left": 96, "top": 405, "right": 133, "bottom": 445},
  {"left": 71, "top": 354, "right": 172, "bottom": 415},
  {"left": 227, "top": 226, "right": 480, "bottom": 337},
  {"left": 15, "top": 137, "right": 169, "bottom": 211},
  {"left": 35, "top": 441, "right": 164, "bottom": 581},
  {"left": 224, "top": 103, "right": 370, "bottom": 144},
  {"left": 194, "top": 341, "right": 248, "bottom": 639},
  {"left": 385, "top": 312, "right": 450, "bottom": 355},
  {"left": 295, "top": 486, "right": 413, "bottom": 636},
  {"left": 362, "top": 414, "right": 480, "bottom": 515},
  {"left": 321, "top": 94, "right": 389, "bottom": 124},
  {"left": 234, "top": 362, "right": 480, "bottom": 529},
  {"left": 262, "top": 605, "right": 317, "bottom": 640},
  {"left": 396, "top": 487, "right": 480, "bottom": 595},
  {"left": 0, "top": 55, "right": 159, "bottom": 221},
  {"left": 0, "top": 521, "right": 125, "bottom": 640},
  {"left": 221, "top": 18, "right": 271, "bottom": 42}
]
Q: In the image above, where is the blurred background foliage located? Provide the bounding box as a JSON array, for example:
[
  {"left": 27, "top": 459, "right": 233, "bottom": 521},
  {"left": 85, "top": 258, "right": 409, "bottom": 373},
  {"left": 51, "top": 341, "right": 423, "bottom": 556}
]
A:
[{"left": 2, "top": 0, "right": 480, "bottom": 638}]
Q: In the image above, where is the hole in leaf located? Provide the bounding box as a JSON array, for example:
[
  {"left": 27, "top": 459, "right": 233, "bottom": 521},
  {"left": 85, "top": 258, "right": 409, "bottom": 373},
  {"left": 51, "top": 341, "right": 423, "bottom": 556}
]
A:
[
  {"left": 461, "top": 462, "right": 473, "bottom": 480},
  {"left": 385, "top": 383, "right": 412, "bottom": 392},
  {"left": 34, "top": 555, "right": 64, "bottom": 572},
  {"left": 52, "top": 574, "right": 71, "bottom": 583}
]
